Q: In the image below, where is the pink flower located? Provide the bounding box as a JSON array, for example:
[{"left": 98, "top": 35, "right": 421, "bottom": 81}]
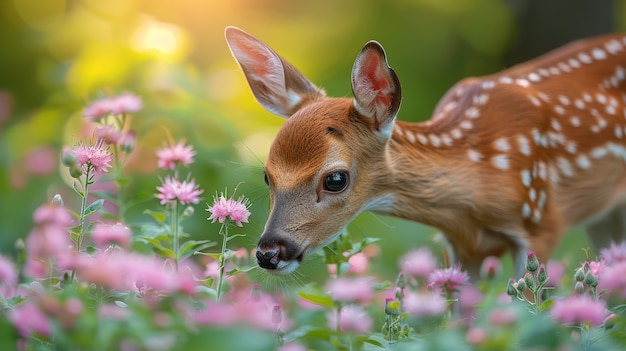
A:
[
  {"left": 156, "top": 176, "right": 203, "bottom": 205},
  {"left": 67, "top": 251, "right": 196, "bottom": 295},
  {"left": 327, "top": 277, "right": 375, "bottom": 304},
  {"left": 83, "top": 93, "right": 142, "bottom": 120},
  {"left": 25, "top": 203, "right": 73, "bottom": 278},
  {"left": 403, "top": 291, "right": 446, "bottom": 316},
  {"left": 0, "top": 255, "right": 17, "bottom": 298},
  {"left": 207, "top": 194, "right": 251, "bottom": 227},
  {"left": 278, "top": 343, "right": 307, "bottom": 351},
  {"left": 428, "top": 264, "right": 469, "bottom": 291},
  {"left": 94, "top": 126, "right": 123, "bottom": 145},
  {"left": 73, "top": 139, "right": 113, "bottom": 173},
  {"left": 109, "top": 93, "right": 142, "bottom": 115},
  {"left": 33, "top": 203, "right": 73, "bottom": 227},
  {"left": 84, "top": 98, "right": 115, "bottom": 120},
  {"left": 479, "top": 256, "right": 502, "bottom": 280},
  {"left": 598, "top": 260, "right": 626, "bottom": 298},
  {"left": 488, "top": 307, "right": 519, "bottom": 326},
  {"left": 9, "top": 301, "right": 51, "bottom": 337},
  {"left": 600, "top": 241, "right": 626, "bottom": 264},
  {"left": 399, "top": 248, "right": 437, "bottom": 278},
  {"left": 551, "top": 295, "right": 607, "bottom": 327},
  {"left": 156, "top": 140, "right": 196, "bottom": 170},
  {"left": 91, "top": 222, "right": 131, "bottom": 250},
  {"left": 327, "top": 305, "right": 372, "bottom": 334},
  {"left": 546, "top": 260, "right": 565, "bottom": 287}
]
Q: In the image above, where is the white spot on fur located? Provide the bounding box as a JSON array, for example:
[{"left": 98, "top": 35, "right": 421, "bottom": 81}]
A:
[
  {"left": 522, "top": 203, "right": 531, "bottom": 218},
  {"left": 460, "top": 120, "right": 473, "bottom": 129},
  {"left": 517, "top": 135, "right": 531, "bottom": 156},
  {"left": 591, "top": 146, "right": 608, "bottom": 159},
  {"left": 537, "top": 190, "right": 547, "bottom": 210},
  {"left": 556, "top": 157, "right": 574, "bottom": 177},
  {"left": 467, "top": 149, "right": 482, "bottom": 162},
  {"left": 592, "top": 48, "right": 607, "bottom": 60},
  {"left": 528, "top": 73, "right": 541, "bottom": 82},
  {"left": 416, "top": 133, "right": 428, "bottom": 145},
  {"left": 499, "top": 76, "right": 513, "bottom": 84},
  {"left": 568, "top": 58, "right": 581, "bottom": 68},
  {"left": 429, "top": 134, "right": 441, "bottom": 148},
  {"left": 491, "top": 154, "right": 509, "bottom": 170},
  {"left": 532, "top": 209, "right": 542, "bottom": 223},
  {"left": 516, "top": 79, "right": 530, "bottom": 88},
  {"left": 493, "top": 137, "right": 510, "bottom": 152},
  {"left": 529, "top": 188, "right": 537, "bottom": 202},
  {"left": 450, "top": 128, "right": 463, "bottom": 139},
  {"left": 558, "top": 95, "right": 570, "bottom": 106},
  {"left": 579, "top": 52, "right": 592, "bottom": 64},
  {"left": 405, "top": 130, "right": 416, "bottom": 144},
  {"left": 528, "top": 95, "right": 541, "bottom": 106},
  {"left": 554, "top": 105, "right": 566, "bottom": 115},
  {"left": 465, "top": 106, "right": 480, "bottom": 119},
  {"left": 576, "top": 154, "right": 591, "bottom": 170},
  {"left": 574, "top": 99, "right": 585, "bottom": 109},
  {"left": 473, "top": 94, "right": 489, "bottom": 105},
  {"left": 570, "top": 116, "right": 581, "bottom": 127},
  {"left": 551, "top": 119, "right": 562, "bottom": 131},
  {"left": 606, "top": 39, "right": 623, "bottom": 54},
  {"left": 521, "top": 169, "right": 532, "bottom": 187}
]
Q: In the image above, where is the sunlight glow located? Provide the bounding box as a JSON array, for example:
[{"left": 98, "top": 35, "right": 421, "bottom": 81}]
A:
[{"left": 132, "top": 16, "right": 184, "bottom": 57}]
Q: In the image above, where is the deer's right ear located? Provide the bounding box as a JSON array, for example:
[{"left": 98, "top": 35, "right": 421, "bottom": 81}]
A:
[
  {"left": 225, "top": 26, "right": 324, "bottom": 118},
  {"left": 351, "top": 41, "right": 402, "bottom": 139}
]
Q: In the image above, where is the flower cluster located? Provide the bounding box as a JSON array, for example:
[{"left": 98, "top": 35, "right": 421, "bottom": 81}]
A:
[
  {"left": 155, "top": 140, "right": 203, "bottom": 206},
  {"left": 83, "top": 93, "right": 143, "bottom": 120},
  {"left": 207, "top": 193, "right": 251, "bottom": 227}
]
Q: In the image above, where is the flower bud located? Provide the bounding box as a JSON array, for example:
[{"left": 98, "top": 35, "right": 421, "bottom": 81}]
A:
[
  {"left": 61, "top": 147, "right": 77, "bottom": 167},
  {"left": 51, "top": 194, "right": 64, "bottom": 206},
  {"left": 121, "top": 131, "right": 136, "bottom": 153},
  {"left": 395, "top": 272, "right": 406, "bottom": 289},
  {"left": 506, "top": 278, "right": 518, "bottom": 297},
  {"left": 516, "top": 278, "right": 527, "bottom": 293},
  {"left": 574, "top": 268, "right": 585, "bottom": 282},
  {"left": 384, "top": 298, "right": 401, "bottom": 316},
  {"left": 525, "top": 251, "right": 539, "bottom": 273},
  {"left": 603, "top": 313, "right": 617, "bottom": 330},
  {"left": 480, "top": 256, "right": 501, "bottom": 280},
  {"left": 574, "top": 281, "right": 585, "bottom": 294},
  {"left": 272, "top": 305, "right": 282, "bottom": 324},
  {"left": 69, "top": 164, "right": 83, "bottom": 178},
  {"left": 537, "top": 264, "right": 548, "bottom": 284},
  {"left": 584, "top": 272, "right": 598, "bottom": 288},
  {"left": 524, "top": 272, "right": 535, "bottom": 291},
  {"left": 395, "top": 287, "right": 404, "bottom": 301}
]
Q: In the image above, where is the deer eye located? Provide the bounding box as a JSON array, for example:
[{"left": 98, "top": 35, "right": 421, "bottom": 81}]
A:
[
  {"left": 323, "top": 171, "right": 349, "bottom": 193},
  {"left": 263, "top": 172, "right": 269, "bottom": 185}
]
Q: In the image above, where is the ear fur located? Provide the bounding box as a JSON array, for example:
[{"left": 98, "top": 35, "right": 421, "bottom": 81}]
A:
[
  {"left": 225, "top": 26, "right": 324, "bottom": 118},
  {"left": 351, "top": 41, "right": 402, "bottom": 138}
]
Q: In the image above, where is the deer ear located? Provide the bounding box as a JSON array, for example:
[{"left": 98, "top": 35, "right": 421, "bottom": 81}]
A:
[
  {"left": 351, "top": 41, "right": 402, "bottom": 138},
  {"left": 225, "top": 26, "right": 324, "bottom": 118}
]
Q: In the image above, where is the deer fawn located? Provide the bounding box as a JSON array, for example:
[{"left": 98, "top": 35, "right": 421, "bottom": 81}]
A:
[{"left": 225, "top": 26, "right": 626, "bottom": 278}]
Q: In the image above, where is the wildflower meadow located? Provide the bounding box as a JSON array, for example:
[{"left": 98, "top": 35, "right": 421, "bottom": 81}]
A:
[{"left": 0, "top": 92, "right": 625, "bottom": 351}]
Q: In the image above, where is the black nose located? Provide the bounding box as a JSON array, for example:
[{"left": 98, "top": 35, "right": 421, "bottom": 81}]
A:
[{"left": 256, "top": 247, "right": 280, "bottom": 269}]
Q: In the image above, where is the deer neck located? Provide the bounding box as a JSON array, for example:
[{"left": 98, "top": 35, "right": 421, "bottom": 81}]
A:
[{"left": 377, "top": 119, "right": 479, "bottom": 232}]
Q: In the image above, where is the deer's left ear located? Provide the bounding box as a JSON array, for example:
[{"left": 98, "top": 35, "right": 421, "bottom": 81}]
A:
[{"left": 351, "top": 41, "right": 402, "bottom": 139}]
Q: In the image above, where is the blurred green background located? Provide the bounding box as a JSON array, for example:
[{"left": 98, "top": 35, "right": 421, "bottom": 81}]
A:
[{"left": 1, "top": 0, "right": 625, "bottom": 279}]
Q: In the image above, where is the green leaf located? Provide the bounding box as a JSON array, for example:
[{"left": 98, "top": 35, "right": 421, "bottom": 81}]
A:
[
  {"left": 373, "top": 280, "right": 393, "bottom": 292},
  {"left": 72, "top": 181, "right": 84, "bottom": 197},
  {"left": 227, "top": 266, "right": 257, "bottom": 276},
  {"left": 143, "top": 209, "right": 168, "bottom": 224},
  {"left": 225, "top": 233, "right": 247, "bottom": 242},
  {"left": 538, "top": 298, "right": 554, "bottom": 311},
  {"left": 179, "top": 240, "right": 216, "bottom": 258},
  {"left": 194, "top": 252, "right": 222, "bottom": 261},
  {"left": 114, "top": 300, "right": 128, "bottom": 308},
  {"left": 84, "top": 199, "right": 105, "bottom": 217},
  {"left": 298, "top": 285, "right": 333, "bottom": 308},
  {"left": 84, "top": 245, "right": 97, "bottom": 254},
  {"left": 114, "top": 177, "right": 131, "bottom": 186}
]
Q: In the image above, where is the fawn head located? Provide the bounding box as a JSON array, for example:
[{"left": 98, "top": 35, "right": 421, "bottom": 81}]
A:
[{"left": 225, "top": 27, "right": 402, "bottom": 274}]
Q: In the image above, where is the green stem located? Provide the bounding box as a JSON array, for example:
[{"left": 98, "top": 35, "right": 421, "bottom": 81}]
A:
[
  {"left": 216, "top": 222, "right": 229, "bottom": 301},
  {"left": 335, "top": 305, "right": 342, "bottom": 333},
  {"left": 113, "top": 144, "right": 126, "bottom": 223},
  {"left": 71, "top": 165, "right": 91, "bottom": 282},
  {"left": 76, "top": 166, "right": 91, "bottom": 252},
  {"left": 172, "top": 201, "right": 179, "bottom": 272}
]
